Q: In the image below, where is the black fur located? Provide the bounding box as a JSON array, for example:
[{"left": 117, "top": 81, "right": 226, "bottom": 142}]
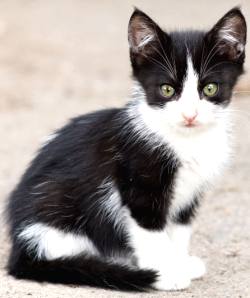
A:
[{"left": 6, "top": 7, "right": 246, "bottom": 291}]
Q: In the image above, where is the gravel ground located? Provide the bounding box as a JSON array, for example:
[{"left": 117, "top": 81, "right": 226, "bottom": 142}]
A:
[{"left": 0, "top": 1, "right": 249, "bottom": 297}]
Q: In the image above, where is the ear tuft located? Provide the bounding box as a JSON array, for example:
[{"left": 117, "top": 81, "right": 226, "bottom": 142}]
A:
[
  {"left": 128, "top": 9, "right": 157, "bottom": 54},
  {"left": 209, "top": 7, "right": 247, "bottom": 60}
]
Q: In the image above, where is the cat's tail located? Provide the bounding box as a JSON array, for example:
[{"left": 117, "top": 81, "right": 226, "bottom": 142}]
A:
[{"left": 7, "top": 250, "right": 158, "bottom": 292}]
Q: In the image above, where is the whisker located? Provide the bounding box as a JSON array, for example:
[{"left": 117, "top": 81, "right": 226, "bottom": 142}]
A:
[
  {"left": 201, "top": 70, "right": 226, "bottom": 78},
  {"left": 233, "top": 91, "right": 250, "bottom": 94},
  {"left": 152, "top": 27, "right": 177, "bottom": 79},
  {"left": 170, "top": 49, "right": 178, "bottom": 78},
  {"left": 200, "top": 41, "right": 206, "bottom": 74},
  {"left": 200, "top": 40, "right": 222, "bottom": 77},
  {"left": 156, "top": 42, "right": 176, "bottom": 76},
  {"left": 141, "top": 53, "right": 170, "bottom": 73},
  {"left": 149, "top": 44, "right": 176, "bottom": 80},
  {"left": 200, "top": 42, "right": 219, "bottom": 75},
  {"left": 202, "top": 47, "right": 220, "bottom": 77},
  {"left": 203, "top": 61, "right": 236, "bottom": 78}
]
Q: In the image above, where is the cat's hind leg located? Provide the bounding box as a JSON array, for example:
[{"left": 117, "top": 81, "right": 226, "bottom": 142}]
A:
[{"left": 8, "top": 223, "right": 157, "bottom": 291}]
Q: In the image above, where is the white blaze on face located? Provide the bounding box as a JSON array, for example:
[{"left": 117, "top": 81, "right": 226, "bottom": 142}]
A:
[
  {"left": 179, "top": 58, "right": 200, "bottom": 123},
  {"left": 163, "top": 57, "right": 223, "bottom": 130}
]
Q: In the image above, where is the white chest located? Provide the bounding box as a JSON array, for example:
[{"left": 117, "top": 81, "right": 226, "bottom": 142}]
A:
[{"left": 168, "top": 127, "right": 231, "bottom": 217}]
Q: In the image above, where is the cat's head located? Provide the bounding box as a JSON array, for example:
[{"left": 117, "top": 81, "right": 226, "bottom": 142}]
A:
[{"left": 128, "top": 8, "right": 247, "bottom": 136}]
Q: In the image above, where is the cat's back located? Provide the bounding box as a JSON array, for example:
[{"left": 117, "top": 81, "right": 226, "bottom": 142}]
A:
[
  {"left": 7, "top": 107, "right": 123, "bottom": 231},
  {"left": 23, "top": 107, "right": 122, "bottom": 178}
]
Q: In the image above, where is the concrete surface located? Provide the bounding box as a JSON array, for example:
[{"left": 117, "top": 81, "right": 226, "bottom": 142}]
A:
[{"left": 0, "top": 1, "right": 249, "bottom": 297}]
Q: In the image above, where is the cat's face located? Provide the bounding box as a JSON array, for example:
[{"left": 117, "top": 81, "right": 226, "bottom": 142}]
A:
[{"left": 128, "top": 8, "right": 246, "bottom": 136}]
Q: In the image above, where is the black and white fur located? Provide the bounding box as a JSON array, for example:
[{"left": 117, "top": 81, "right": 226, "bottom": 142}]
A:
[{"left": 6, "top": 8, "right": 247, "bottom": 291}]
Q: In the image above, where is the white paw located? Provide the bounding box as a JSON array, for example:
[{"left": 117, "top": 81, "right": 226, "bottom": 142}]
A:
[
  {"left": 154, "top": 273, "right": 191, "bottom": 291},
  {"left": 187, "top": 256, "right": 206, "bottom": 280}
]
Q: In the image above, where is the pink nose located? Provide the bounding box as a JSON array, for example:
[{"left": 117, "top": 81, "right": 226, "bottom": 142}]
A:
[{"left": 182, "top": 111, "right": 198, "bottom": 125}]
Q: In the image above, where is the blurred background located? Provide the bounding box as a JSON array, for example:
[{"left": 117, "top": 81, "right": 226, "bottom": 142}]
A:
[{"left": 0, "top": 1, "right": 249, "bottom": 297}]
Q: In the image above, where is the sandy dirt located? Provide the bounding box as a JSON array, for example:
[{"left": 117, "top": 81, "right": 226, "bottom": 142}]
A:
[{"left": 0, "top": 1, "right": 250, "bottom": 297}]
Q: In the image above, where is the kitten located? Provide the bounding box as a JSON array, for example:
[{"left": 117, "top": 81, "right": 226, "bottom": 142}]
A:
[{"left": 6, "top": 7, "right": 246, "bottom": 291}]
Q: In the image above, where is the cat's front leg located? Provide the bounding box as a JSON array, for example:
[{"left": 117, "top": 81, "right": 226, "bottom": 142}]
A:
[
  {"left": 168, "top": 223, "right": 206, "bottom": 280},
  {"left": 128, "top": 218, "right": 192, "bottom": 291},
  {"left": 152, "top": 256, "right": 192, "bottom": 291}
]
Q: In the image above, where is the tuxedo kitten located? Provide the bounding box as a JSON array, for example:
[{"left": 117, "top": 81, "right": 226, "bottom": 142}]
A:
[{"left": 6, "top": 8, "right": 247, "bottom": 291}]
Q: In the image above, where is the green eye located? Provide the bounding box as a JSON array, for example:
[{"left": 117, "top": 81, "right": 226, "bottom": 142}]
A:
[
  {"left": 160, "top": 84, "right": 175, "bottom": 98},
  {"left": 203, "top": 83, "right": 218, "bottom": 97}
]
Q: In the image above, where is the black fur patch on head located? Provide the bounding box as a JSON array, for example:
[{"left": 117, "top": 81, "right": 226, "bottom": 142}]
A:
[{"left": 129, "top": 8, "right": 246, "bottom": 107}]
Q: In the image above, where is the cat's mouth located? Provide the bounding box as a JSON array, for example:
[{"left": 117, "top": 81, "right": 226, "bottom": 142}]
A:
[
  {"left": 183, "top": 122, "right": 197, "bottom": 128},
  {"left": 176, "top": 121, "right": 210, "bottom": 134},
  {"left": 180, "top": 121, "right": 200, "bottom": 128}
]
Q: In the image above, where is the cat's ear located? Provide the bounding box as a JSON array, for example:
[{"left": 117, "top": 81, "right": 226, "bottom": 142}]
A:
[
  {"left": 207, "top": 7, "right": 247, "bottom": 61},
  {"left": 128, "top": 9, "right": 160, "bottom": 56}
]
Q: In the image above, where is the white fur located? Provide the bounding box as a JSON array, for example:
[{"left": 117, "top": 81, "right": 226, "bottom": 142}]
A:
[
  {"left": 167, "top": 224, "right": 206, "bottom": 280},
  {"left": 97, "top": 178, "right": 129, "bottom": 234},
  {"left": 138, "top": 34, "right": 154, "bottom": 48},
  {"left": 127, "top": 217, "right": 205, "bottom": 290},
  {"left": 19, "top": 223, "right": 99, "bottom": 260},
  {"left": 220, "top": 27, "right": 238, "bottom": 44},
  {"left": 167, "top": 224, "right": 191, "bottom": 255},
  {"left": 127, "top": 217, "right": 173, "bottom": 270},
  {"left": 186, "top": 256, "right": 206, "bottom": 280},
  {"left": 179, "top": 59, "right": 200, "bottom": 120}
]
